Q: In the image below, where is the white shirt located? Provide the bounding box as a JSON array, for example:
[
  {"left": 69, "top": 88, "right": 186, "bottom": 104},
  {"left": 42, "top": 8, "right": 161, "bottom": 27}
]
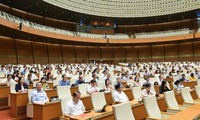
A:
[
  {"left": 113, "top": 91, "right": 129, "bottom": 103},
  {"left": 64, "top": 100, "right": 85, "bottom": 115},
  {"left": 141, "top": 89, "right": 155, "bottom": 98},
  {"left": 31, "top": 90, "right": 49, "bottom": 104},
  {"left": 2, "top": 79, "right": 16, "bottom": 86},
  {"left": 87, "top": 85, "right": 100, "bottom": 94}
]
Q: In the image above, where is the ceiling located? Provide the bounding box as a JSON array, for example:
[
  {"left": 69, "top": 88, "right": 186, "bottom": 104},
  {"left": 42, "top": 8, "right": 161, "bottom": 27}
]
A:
[{"left": 0, "top": 0, "right": 198, "bottom": 25}]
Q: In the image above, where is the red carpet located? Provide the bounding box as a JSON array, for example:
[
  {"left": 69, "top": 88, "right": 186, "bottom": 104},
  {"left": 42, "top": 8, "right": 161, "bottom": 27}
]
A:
[{"left": 0, "top": 109, "right": 15, "bottom": 120}]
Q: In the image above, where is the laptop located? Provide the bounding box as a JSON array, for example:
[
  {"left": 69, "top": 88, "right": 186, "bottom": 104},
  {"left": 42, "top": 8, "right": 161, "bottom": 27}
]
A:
[
  {"left": 95, "top": 104, "right": 107, "bottom": 112},
  {"left": 50, "top": 96, "right": 59, "bottom": 102}
]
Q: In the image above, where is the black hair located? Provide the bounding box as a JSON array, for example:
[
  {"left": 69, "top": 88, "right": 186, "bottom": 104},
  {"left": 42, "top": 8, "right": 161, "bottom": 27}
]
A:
[
  {"left": 72, "top": 91, "right": 81, "bottom": 97},
  {"left": 115, "top": 83, "right": 121, "bottom": 90},
  {"left": 90, "top": 79, "right": 96, "bottom": 83},
  {"left": 144, "top": 83, "right": 151, "bottom": 88}
]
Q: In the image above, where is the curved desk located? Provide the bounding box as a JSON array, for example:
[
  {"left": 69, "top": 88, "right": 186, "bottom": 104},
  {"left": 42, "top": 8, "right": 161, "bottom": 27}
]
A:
[{"left": 167, "top": 103, "right": 200, "bottom": 120}]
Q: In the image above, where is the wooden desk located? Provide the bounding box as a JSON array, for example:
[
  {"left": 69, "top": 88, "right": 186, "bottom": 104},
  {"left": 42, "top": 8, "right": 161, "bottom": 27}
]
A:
[
  {"left": 81, "top": 95, "right": 93, "bottom": 110},
  {"left": 69, "top": 105, "right": 114, "bottom": 120},
  {"left": 132, "top": 103, "right": 147, "bottom": 120},
  {"left": 105, "top": 92, "right": 113, "bottom": 105},
  {"left": 183, "top": 81, "right": 197, "bottom": 89},
  {"left": 166, "top": 103, "right": 200, "bottom": 120},
  {"left": 0, "top": 86, "right": 10, "bottom": 109},
  {"left": 154, "top": 85, "right": 160, "bottom": 94},
  {"left": 10, "top": 89, "right": 58, "bottom": 118},
  {"left": 10, "top": 93, "right": 28, "bottom": 118},
  {"left": 121, "top": 81, "right": 127, "bottom": 88},
  {"left": 164, "top": 78, "right": 174, "bottom": 83},
  {"left": 70, "top": 87, "right": 78, "bottom": 95},
  {"left": 33, "top": 102, "right": 62, "bottom": 120},
  {"left": 124, "top": 88, "right": 134, "bottom": 100}
]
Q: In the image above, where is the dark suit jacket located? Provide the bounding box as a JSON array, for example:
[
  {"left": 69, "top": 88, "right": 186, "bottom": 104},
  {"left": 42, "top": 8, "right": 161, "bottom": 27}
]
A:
[{"left": 15, "top": 83, "right": 28, "bottom": 92}]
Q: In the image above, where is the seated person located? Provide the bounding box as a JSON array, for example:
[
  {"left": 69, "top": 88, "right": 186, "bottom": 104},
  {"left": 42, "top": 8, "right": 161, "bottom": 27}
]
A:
[
  {"left": 189, "top": 73, "right": 197, "bottom": 81},
  {"left": 2, "top": 74, "right": 16, "bottom": 86},
  {"left": 142, "top": 76, "right": 153, "bottom": 86},
  {"left": 159, "top": 81, "right": 170, "bottom": 94},
  {"left": 87, "top": 80, "right": 99, "bottom": 95},
  {"left": 174, "top": 80, "right": 184, "bottom": 93},
  {"left": 25, "top": 73, "right": 33, "bottom": 85},
  {"left": 58, "top": 74, "right": 70, "bottom": 86},
  {"left": 40, "top": 76, "right": 50, "bottom": 90},
  {"left": 141, "top": 83, "right": 156, "bottom": 98},
  {"left": 31, "top": 82, "right": 49, "bottom": 104},
  {"left": 116, "top": 77, "right": 124, "bottom": 88},
  {"left": 179, "top": 74, "right": 190, "bottom": 82},
  {"left": 132, "top": 76, "right": 141, "bottom": 87},
  {"left": 104, "top": 79, "right": 113, "bottom": 91},
  {"left": 15, "top": 77, "right": 28, "bottom": 92},
  {"left": 64, "top": 91, "right": 85, "bottom": 116},
  {"left": 113, "top": 83, "right": 129, "bottom": 104},
  {"left": 76, "top": 76, "right": 85, "bottom": 85}
]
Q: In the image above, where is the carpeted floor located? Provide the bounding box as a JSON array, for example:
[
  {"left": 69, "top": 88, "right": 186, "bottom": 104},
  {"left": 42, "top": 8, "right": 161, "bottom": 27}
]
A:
[{"left": 0, "top": 109, "right": 15, "bottom": 120}]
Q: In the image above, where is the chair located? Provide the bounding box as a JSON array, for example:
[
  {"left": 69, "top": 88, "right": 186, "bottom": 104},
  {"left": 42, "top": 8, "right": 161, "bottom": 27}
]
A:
[
  {"left": 60, "top": 98, "right": 72, "bottom": 116},
  {"left": 143, "top": 96, "right": 172, "bottom": 119},
  {"left": 53, "top": 80, "right": 59, "bottom": 87},
  {"left": 180, "top": 87, "right": 199, "bottom": 105},
  {"left": 57, "top": 86, "right": 71, "bottom": 99},
  {"left": 164, "top": 91, "right": 187, "bottom": 113},
  {"left": 113, "top": 102, "right": 135, "bottom": 120},
  {"left": 78, "top": 84, "right": 88, "bottom": 96},
  {"left": 131, "top": 86, "right": 142, "bottom": 101},
  {"left": 10, "top": 83, "right": 16, "bottom": 93},
  {"left": 91, "top": 92, "right": 107, "bottom": 112},
  {"left": 27, "top": 89, "right": 34, "bottom": 118}
]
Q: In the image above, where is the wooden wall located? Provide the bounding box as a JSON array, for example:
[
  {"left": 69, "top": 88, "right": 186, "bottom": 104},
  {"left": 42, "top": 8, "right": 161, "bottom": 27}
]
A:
[{"left": 0, "top": 36, "right": 200, "bottom": 64}]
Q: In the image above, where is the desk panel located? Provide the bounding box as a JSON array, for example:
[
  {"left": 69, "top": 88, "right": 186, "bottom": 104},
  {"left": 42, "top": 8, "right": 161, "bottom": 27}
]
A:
[
  {"left": 166, "top": 103, "right": 200, "bottom": 120},
  {"left": 0, "top": 86, "right": 9, "bottom": 109},
  {"left": 33, "top": 102, "right": 62, "bottom": 120},
  {"left": 124, "top": 88, "right": 134, "bottom": 100}
]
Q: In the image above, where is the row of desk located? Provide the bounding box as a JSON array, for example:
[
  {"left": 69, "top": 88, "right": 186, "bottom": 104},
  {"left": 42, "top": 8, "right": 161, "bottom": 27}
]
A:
[{"left": 0, "top": 80, "right": 198, "bottom": 119}]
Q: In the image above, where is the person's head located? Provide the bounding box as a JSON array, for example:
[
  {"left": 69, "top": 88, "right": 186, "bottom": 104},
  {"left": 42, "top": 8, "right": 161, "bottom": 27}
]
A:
[
  {"left": 161, "top": 81, "right": 167, "bottom": 87},
  {"left": 62, "top": 74, "right": 67, "bottom": 81},
  {"left": 90, "top": 79, "right": 97, "bottom": 87},
  {"left": 92, "top": 74, "right": 97, "bottom": 79},
  {"left": 134, "top": 76, "right": 139, "bottom": 82},
  {"left": 7, "top": 74, "right": 12, "bottom": 81},
  {"left": 47, "top": 72, "right": 52, "bottom": 79},
  {"left": 105, "top": 79, "right": 111, "bottom": 87},
  {"left": 182, "top": 74, "right": 185, "bottom": 78},
  {"left": 145, "top": 76, "right": 150, "bottom": 82},
  {"left": 144, "top": 83, "right": 151, "bottom": 92},
  {"left": 174, "top": 80, "right": 181, "bottom": 86},
  {"left": 115, "top": 83, "right": 122, "bottom": 92},
  {"left": 191, "top": 73, "right": 194, "bottom": 77},
  {"left": 72, "top": 91, "right": 81, "bottom": 103},
  {"left": 36, "top": 82, "right": 42, "bottom": 91},
  {"left": 79, "top": 76, "right": 83, "bottom": 81},
  {"left": 28, "top": 74, "right": 32, "bottom": 80},
  {"left": 41, "top": 76, "right": 47, "bottom": 84},
  {"left": 116, "top": 77, "right": 121, "bottom": 83}
]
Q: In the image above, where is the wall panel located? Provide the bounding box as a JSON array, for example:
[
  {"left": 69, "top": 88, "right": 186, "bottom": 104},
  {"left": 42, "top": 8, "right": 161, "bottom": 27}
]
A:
[
  {"left": 75, "top": 46, "right": 88, "bottom": 63},
  {"left": 193, "top": 41, "right": 200, "bottom": 61},
  {"left": 164, "top": 44, "right": 178, "bottom": 62},
  {"left": 32, "top": 42, "right": 48, "bottom": 64},
  {"left": 0, "top": 37, "right": 16, "bottom": 64},
  {"left": 88, "top": 46, "right": 101, "bottom": 60},
  {"left": 151, "top": 45, "right": 165, "bottom": 62},
  {"left": 138, "top": 46, "right": 151, "bottom": 62},
  {"left": 125, "top": 46, "right": 138, "bottom": 62},
  {"left": 48, "top": 43, "right": 62, "bottom": 63},
  {"left": 62, "top": 45, "right": 76, "bottom": 63},
  {"left": 15, "top": 39, "right": 33, "bottom": 64},
  {"left": 178, "top": 43, "right": 193, "bottom": 61},
  {"left": 113, "top": 47, "right": 125, "bottom": 63},
  {"left": 101, "top": 47, "right": 113, "bottom": 61}
]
